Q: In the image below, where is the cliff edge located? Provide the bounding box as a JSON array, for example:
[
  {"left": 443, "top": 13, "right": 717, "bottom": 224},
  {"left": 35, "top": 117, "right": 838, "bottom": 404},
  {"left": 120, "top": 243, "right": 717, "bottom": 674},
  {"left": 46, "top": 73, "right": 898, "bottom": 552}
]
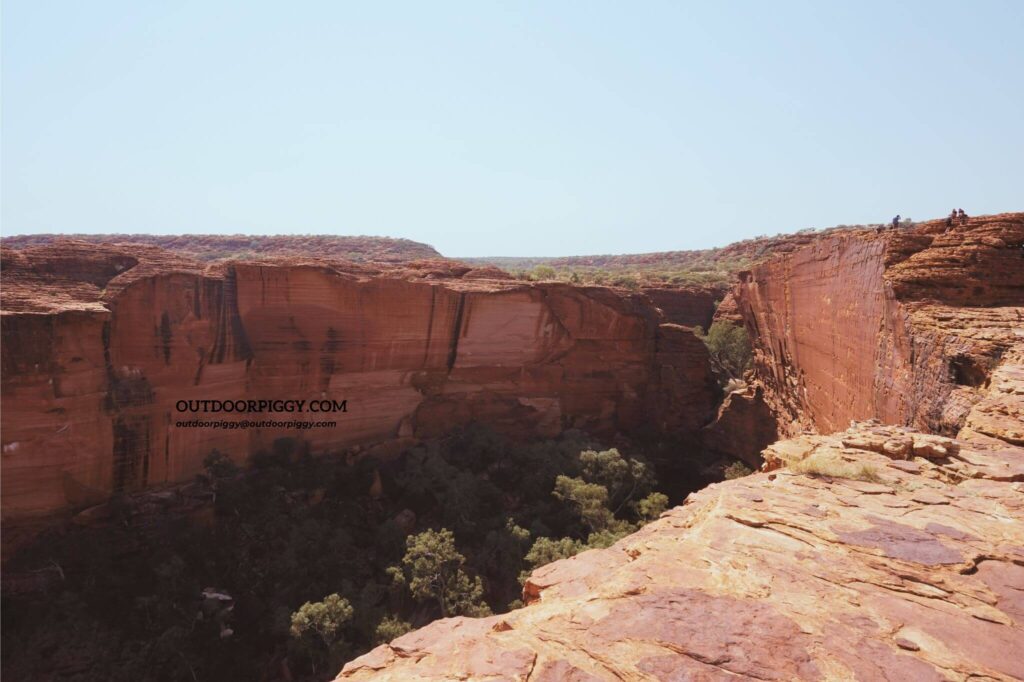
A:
[
  {"left": 339, "top": 421, "right": 1024, "bottom": 681},
  {"left": 339, "top": 213, "right": 1024, "bottom": 681}
]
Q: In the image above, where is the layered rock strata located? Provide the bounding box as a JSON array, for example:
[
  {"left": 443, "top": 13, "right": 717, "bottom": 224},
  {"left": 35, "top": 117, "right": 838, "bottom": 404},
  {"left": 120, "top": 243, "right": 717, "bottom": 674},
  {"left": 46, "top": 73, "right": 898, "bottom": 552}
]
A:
[
  {"left": 339, "top": 214, "right": 1024, "bottom": 681},
  {"left": 1, "top": 242, "right": 719, "bottom": 522},
  {"left": 734, "top": 213, "right": 1024, "bottom": 438},
  {"left": 340, "top": 422, "right": 1024, "bottom": 681},
  {"left": 639, "top": 283, "right": 728, "bottom": 329}
]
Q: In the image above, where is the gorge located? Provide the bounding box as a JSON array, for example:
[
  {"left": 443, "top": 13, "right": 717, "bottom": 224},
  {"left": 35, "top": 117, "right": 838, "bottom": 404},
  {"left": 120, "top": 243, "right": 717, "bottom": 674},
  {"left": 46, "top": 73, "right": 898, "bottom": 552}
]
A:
[
  {"left": 339, "top": 212, "right": 1024, "bottom": 680},
  {"left": 2, "top": 213, "right": 1022, "bottom": 681}
]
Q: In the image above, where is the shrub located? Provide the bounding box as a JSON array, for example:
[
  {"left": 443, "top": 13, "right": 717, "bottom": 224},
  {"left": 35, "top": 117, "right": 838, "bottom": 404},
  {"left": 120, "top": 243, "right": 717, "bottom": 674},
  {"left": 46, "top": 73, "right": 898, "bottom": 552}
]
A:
[
  {"left": 393, "top": 529, "right": 490, "bottom": 617},
  {"left": 635, "top": 492, "right": 669, "bottom": 521},
  {"left": 696, "top": 321, "right": 753, "bottom": 378},
  {"left": 723, "top": 461, "right": 753, "bottom": 479},
  {"left": 373, "top": 616, "right": 412, "bottom": 645},
  {"left": 519, "top": 536, "right": 587, "bottom": 584},
  {"left": 553, "top": 476, "right": 614, "bottom": 532},
  {"left": 530, "top": 265, "right": 557, "bottom": 280},
  {"left": 289, "top": 593, "right": 353, "bottom": 674},
  {"left": 788, "top": 454, "right": 882, "bottom": 482}
]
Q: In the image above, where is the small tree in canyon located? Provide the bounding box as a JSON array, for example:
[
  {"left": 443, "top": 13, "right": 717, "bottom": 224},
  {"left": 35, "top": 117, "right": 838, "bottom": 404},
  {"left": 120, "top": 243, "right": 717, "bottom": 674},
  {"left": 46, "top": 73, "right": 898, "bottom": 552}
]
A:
[
  {"left": 696, "top": 321, "right": 753, "bottom": 378},
  {"left": 394, "top": 528, "right": 491, "bottom": 618},
  {"left": 289, "top": 593, "right": 353, "bottom": 674}
]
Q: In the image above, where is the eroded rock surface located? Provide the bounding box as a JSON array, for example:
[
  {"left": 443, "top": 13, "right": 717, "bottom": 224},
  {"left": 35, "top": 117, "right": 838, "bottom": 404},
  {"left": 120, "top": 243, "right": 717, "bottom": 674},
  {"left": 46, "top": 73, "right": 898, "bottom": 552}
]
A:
[
  {"left": 1, "top": 241, "right": 719, "bottom": 523},
  {"left": 734, "top": 213, "right": 1024, "bottom": 438},
  {"left": 640, "top": 283, "right": 728, "bottom": 329},
  {"left": 340, "top": 423, "right": 1024, "bottom": 681}
]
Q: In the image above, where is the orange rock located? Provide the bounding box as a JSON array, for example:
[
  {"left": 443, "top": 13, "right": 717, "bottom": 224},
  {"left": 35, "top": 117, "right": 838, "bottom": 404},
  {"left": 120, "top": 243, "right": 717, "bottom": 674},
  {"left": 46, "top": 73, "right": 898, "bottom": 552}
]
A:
[
  {"left": 640, "top": 283, "right": 728, "bottom": 329},
  {"left": 340, "top": 424, "right": 1024, "bottom": 681},
  {"left": 734, "top": 212, "right": 1024, "bottom": 438},
  {"left": 0, "top": 242, "right": 718, "bottom": 526}
]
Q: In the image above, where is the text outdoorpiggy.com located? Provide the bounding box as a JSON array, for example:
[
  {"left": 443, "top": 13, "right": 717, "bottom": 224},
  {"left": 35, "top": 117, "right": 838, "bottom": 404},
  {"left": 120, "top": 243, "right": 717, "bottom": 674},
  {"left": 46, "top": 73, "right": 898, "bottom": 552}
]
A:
[{"left": 174, "top": 399, "right": 347, "bottom": 414}]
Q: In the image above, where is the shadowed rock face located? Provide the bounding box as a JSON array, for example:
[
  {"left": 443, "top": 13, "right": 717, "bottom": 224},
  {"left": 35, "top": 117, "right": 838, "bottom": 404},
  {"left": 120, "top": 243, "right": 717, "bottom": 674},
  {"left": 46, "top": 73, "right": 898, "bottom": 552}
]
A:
[
  {"left": 640, "top": 284, "right": 728, "bottom": 329},
  {"left": 0, "top": 242, "right": 719, "bottom": 523},
  {"left": 734, "top": 212, "right": 1024, "bottom": 438}
]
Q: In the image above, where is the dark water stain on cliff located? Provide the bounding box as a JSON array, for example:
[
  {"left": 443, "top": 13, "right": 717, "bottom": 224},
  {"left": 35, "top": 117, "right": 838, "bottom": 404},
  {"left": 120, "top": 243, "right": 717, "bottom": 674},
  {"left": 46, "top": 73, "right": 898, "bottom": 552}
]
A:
[
  {"left": 319, "top": 327, "right": 341, "bottom": 392},
  {"left": 210, "top": 267, "right": 254, "bottom": 364},
  {"left": 159, "top": 312, "right": 173, "bottom": 364},
  {"left": 1, "top": 315, "right": 57, "bottom": 377},
  {"left": 100, "top": 319, "right": 156, "bottom": 493},
  {"left": 447, "top": 293, "right": 466, "bottom": 372},
  {"left": 112, "top": 415, "right": 152, "bottom": 492}
]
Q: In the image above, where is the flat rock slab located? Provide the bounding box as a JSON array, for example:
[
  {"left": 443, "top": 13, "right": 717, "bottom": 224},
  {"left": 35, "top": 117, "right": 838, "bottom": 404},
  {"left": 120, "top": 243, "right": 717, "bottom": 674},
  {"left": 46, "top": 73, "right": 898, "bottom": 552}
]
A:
[{"left": 339, "top": 425, "right": 1024, "bottom": 681}]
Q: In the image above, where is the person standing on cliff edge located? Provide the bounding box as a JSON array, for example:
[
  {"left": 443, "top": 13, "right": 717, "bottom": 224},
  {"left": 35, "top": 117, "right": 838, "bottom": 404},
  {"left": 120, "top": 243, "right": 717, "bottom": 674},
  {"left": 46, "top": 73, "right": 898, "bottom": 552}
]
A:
[{"left": 892, "top": 215, "right": 900, "bottom": 229}]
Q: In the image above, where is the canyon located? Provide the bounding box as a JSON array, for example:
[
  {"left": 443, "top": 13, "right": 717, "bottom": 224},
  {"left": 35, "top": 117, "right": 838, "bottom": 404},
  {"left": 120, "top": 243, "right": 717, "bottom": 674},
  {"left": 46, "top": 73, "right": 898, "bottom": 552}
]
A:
[
  {"left": 1, "top": 242, "right": 719, "bottom": 526},
  {"left": 2, "top": 213, "right": 1022, "bottom": 680},
  {"left": 735, "top": 212, "right": 1024, "bottom": 440},
  {"left": 338, "top": 213, "right": 1024, "bottom": 680}
]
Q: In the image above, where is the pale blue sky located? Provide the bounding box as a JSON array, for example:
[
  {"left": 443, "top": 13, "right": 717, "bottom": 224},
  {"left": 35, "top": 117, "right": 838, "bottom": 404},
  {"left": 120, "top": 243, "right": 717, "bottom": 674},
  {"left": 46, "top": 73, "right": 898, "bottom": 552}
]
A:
[{"left": 3, "top": 1, "right": 1022, "bottom": 256}]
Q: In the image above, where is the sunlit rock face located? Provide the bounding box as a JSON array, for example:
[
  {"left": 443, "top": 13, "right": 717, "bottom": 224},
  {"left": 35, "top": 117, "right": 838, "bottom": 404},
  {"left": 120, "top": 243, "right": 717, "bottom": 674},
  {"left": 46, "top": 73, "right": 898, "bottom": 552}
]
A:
[
  {"left": 0, "top": 242, "right": 719, "bottom": 523},
  {"left": 339, "top": 421, "right": 1024, "bottom": 682},
  {"left": 734, "top": 212, "right": 1024, "bottom": 437},
  {"left": 338, "top": 213, "right": 1024, "bottom": 682}
]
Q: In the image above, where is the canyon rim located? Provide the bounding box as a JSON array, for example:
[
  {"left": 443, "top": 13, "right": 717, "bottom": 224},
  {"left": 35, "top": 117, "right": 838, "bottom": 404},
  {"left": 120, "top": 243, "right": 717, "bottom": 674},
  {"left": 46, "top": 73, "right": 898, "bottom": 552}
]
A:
[{"left": 2, "top": 213, "right": 1022, "bottom": 680}]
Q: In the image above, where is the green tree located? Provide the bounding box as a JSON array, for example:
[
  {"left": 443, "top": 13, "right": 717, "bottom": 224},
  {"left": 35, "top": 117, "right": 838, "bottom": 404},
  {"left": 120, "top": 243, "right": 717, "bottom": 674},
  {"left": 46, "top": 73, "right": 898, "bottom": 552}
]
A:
[
  {"left": 397, "top": 528, "right": 491, "bottom": 617},
  {"left": 724, "top": 461, "right": 753, "bottom": 479},
  {"left": 578, "top": 448, "right": 654, "bottom": 513},
  {"left": 552, "top": 475, "right": 615, "bottom": 532},
  {"left": 374, "top": 616, "right": 413, "bottom": 645},
  {"left": 586, "top": 527, "right": 633, "bottom": 548},
  {"left": 519, "top": 536, "right": 587, "bottom": 584},
  {"left": 530, "top": 264, "right": 557, "bottom": 280},
  {"left": 635, "top": 492, "right": 669, "bottom": 521},
  {"left": 289, "top": 593, "right": 353, "bottom": 674},
  {"left": 697, "top": 321, "right": 753, "bottom": 378}
]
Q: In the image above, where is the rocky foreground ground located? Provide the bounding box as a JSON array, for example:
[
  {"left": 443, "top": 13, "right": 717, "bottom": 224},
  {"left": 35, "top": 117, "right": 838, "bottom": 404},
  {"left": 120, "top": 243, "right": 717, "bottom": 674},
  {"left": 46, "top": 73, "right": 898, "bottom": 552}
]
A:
[{"left": 339, "top": 420, "right": 1024, "bottom": 681}]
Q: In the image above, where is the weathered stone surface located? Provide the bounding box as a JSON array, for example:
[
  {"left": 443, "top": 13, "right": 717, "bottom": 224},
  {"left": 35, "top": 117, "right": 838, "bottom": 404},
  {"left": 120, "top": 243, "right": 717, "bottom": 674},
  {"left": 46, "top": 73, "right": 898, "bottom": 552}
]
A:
[
  {"left": 640, "top": 283, "right": 728, "bottom": 329},
  {"left": 1, "top": 241, "right": 718, "bottom": 524},
  {"left": 701, "top": 385, "right": 778, "bottom": 467},
  {"left": 734, "top": 213, "right": 1024, "bottom": 438},
  {"left": 339, "top": 424, "right": 1024, "bottom": 681}
]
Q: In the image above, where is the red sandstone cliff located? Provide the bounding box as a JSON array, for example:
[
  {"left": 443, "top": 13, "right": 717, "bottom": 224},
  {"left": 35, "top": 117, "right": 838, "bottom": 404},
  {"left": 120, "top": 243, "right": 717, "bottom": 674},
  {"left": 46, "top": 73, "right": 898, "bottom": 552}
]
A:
[
  {"left": 336, "top": 213, "right": 1024, "bottom": 681},
  {"left": 639, "top": 283, "right": 728, "bottom": 329},
  {"left": 732, "top": 212, "right": 1023, "bottom": 440},
  {"left": 0, "top": 241, "right": 719, "bottom": 524}
]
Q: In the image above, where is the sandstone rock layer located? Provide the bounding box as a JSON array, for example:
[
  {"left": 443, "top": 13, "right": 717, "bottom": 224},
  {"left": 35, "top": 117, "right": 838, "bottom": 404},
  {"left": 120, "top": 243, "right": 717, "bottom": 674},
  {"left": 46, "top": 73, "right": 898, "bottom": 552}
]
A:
[
  {"left": 734, "top": 213, "right": 1024, "bottom": 438},
  {"left": 1, "top": 242, "right": 719, "bottom": 523},
  {"left": 340, "top": 423, "right": 1024, "bottom": 681}
]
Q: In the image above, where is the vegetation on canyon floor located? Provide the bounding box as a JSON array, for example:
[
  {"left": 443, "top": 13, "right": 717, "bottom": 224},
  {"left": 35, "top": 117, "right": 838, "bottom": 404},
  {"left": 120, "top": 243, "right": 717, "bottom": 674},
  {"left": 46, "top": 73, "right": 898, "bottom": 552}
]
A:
[{"left": 1, "top": 428, "right": 703, "bottom": 681}]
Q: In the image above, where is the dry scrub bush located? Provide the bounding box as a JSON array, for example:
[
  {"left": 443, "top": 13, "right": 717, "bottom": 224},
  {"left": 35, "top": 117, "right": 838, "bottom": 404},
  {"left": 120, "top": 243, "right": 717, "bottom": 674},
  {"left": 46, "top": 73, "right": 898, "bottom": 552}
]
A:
[{"left": 788, "top": 453, "right": 882, "bottom": 482}]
